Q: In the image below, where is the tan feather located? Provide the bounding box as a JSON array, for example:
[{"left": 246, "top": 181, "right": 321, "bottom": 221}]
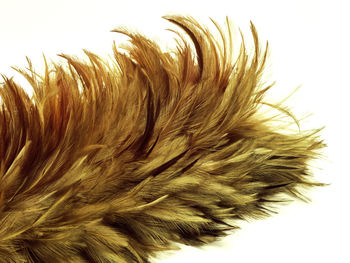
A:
[{"left": 0, "top": 16, "right": 324, "bottom": 262}]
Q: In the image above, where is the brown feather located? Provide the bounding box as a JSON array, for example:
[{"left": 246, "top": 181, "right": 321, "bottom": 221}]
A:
[{"left": 0, "top": 16, "right": 324, "bottom": 262}]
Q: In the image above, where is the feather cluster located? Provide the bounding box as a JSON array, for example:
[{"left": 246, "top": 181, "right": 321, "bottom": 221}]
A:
[{"left": 0, "top": 16, "right": 324, "bottom": 262}]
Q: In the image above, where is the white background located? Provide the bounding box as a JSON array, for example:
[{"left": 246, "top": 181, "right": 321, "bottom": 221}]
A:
[{"left": 0, "top": 0, "right": 348, "bottom": 262}]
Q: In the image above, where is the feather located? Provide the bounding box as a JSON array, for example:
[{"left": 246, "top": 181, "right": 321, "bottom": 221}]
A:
[{"left": 0, "top": 15, "right": 324, "bottom": 262}]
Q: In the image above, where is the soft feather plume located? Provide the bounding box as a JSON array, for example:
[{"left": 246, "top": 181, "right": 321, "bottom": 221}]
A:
[{"left": 0, "top": 16, "right": 324, "bottom": 262}]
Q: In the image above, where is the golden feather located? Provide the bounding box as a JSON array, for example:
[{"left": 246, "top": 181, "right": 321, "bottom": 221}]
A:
[{"left": 0, "top": 16, "right": 324, "bottom": 262}]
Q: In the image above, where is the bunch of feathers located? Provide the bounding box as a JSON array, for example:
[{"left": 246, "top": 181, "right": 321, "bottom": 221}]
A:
[{"left": 0, "top": 16, "right": 324, "bottom": 262}]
